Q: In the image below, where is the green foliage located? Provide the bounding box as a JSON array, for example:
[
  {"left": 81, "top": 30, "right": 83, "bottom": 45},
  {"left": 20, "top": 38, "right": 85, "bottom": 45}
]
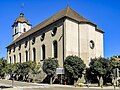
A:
[
  {"left": 89, "top": 57, "right": 111, "bottom": 77},
  {"left": 64, "top": 55, "right": 86, "bottom": 83},
  {"left": 0, "top": 58, "right": 7, "bottom": 78},
  {"left": 2, "top": 55, "right": 120, "bottom": 84},
  {"left": 30, "top": 62, "right": 41, "bottom": 75},
  {"left": 109, "top": 57, "right": 120, "bottom": 78},
  {"left": 0, "top": 58, "right": 41, "bottom": 81},
  {"left": 109, "top": 58, "right": 120, "bottom": 69},
  {"left": 42, "top": 58, "right": 58, "bottom": 77},
  {"left": 89, "top": 57, "right": 112, "bottom": 84},
  {"left": 16, "top": 62, "right": 30, "bottom": 77},
  {"left": 13, "top": 61, "right": 41, "bottom": 81},
  {"left": 5, "top": 64, "right": 16, "bottom": 75}
]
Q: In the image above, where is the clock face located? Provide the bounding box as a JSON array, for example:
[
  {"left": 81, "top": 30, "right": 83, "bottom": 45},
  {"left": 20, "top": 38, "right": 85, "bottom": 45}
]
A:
[{"left": 90, "top": 40, "right": 95, "bottom": 49}]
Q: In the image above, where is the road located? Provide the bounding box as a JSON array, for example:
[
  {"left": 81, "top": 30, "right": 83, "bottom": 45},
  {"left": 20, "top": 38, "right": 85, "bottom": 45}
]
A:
[{"left": 0, "top": 79, "right": 120, "bottom": 90}]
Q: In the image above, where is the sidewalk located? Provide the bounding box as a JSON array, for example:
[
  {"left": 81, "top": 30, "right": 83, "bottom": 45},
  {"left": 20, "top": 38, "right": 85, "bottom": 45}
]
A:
[
  {"left": 50, "top": 84, "right": 120, "bottom": 89},
  {"left": 0, "top": 79, "right": 49, "bottom": 89},
  {"left": 0, "top": 79, "right": 48, "bottom": 86},
  {"left": 0, "top": 79, "right": 120, "bottom": 89}
]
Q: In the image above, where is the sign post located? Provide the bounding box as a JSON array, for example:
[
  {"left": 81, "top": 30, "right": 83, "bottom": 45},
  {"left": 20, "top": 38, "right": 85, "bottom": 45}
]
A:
[{"left": 56, "top": 68, "right": 64, "bottom": 84}]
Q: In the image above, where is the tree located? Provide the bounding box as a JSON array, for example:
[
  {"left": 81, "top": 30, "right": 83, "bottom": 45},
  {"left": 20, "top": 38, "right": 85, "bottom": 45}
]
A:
[
  {"left": 29, "top": 62, "right": 41, "bottom": 82},
  {"left": 109, "top": 57, "right": 120, "bottom": 80},
  {"left": 5, "top": 64, "right": 16, "bottom": 77},
  {"left": 6, "top": 61, "right": 41, "bottom": 82},
  {"left": 15, "top": 61, "right": 37, "bottom": 81},
  {"left": 64, "top": 56, "right": 86, "bottom": 85},
  {"left": 109, "top": 57, "right": 120, "bottom": 70},
  {"left": 42, "top": 58, "right": 58, "bottom": 84},
  {"left": 89, "top": 57, "right": 111, "bottom": 85},
  {"left": 0, "top": 58, "right": 8, "bottom": 78}
]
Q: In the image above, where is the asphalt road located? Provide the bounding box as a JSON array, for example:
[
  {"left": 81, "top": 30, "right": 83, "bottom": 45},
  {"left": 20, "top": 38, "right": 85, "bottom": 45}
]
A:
[{"left": 0, "top": 79, "right": 120, "bottom": 90}]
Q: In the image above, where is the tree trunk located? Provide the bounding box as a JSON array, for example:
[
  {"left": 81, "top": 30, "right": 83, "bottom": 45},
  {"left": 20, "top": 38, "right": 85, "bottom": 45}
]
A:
[
  {"left": 50, "top": 77, "right": 52, "bottom": 85},
  {"left": 52, "top": 75, "right": 57, "bottom": 83},
  {"left": 16, "top": 75, "right": 19, "bottom": 81},
  {"left": 97, "top": 76, "right": 100, "bottom": 86},
  {"left": 23, "top": 76, "right": 25, "bottom": 81},
  {"left": 74, "top": 80, "right": 77, "bottom": 86},
  {"left": 33, "top": 74, "right": 35, "bottom": 83}
]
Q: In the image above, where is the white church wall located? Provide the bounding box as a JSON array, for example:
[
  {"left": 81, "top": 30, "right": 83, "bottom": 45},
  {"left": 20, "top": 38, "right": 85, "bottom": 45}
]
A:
[
  {"left": 95, "top": 31, "right": 104, "bottom": 57},
  {"left": 79, "top": 24, "right": 89, "bottom": 66},
  {"left": 88, "top": 24, "right": 96, "bottom": 63},
  {"left": 79, "top": 23, "right": 104, "bottom": 66},
  {"left": 65, "top": 19, "right": 79, "bottom": 57}
]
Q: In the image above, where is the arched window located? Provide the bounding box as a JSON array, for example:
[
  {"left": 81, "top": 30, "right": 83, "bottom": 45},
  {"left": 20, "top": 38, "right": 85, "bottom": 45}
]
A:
[
  {"left": 42, "top": 45, "right": 45, "bottom": 60},
  {"left": 25, "top": 51, "right": 28, "bottom": 62},
  {"left": 15, "top": 28, "right": 17, "bottom": 34},
  {"left": 9, "top": 56, "right": 11, "bottom": 64},
  {"left": 14, "top": 55, "right": 16, "bottom": 63},
  {"left": 33, "top": 48, "right": 36, "bottom": 62},
  {"left": 19, "top": 53, "right": 21, "bottom": 63},
  {"left": 23, "top": 28, "right": 26, "bottom": 32},
  {"left": 53, "top": 41, "right": 58, "bottom": 58}
]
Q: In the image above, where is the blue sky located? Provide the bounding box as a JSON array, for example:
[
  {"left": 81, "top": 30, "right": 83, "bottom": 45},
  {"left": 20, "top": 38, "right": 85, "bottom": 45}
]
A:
[{"left": 0, "top": 0, "right": 120, "bottom": 58}]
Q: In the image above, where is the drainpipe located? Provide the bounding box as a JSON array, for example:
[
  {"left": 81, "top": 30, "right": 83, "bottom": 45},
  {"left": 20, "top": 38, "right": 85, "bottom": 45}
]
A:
[
  {"left": 29, "top": 36, "right": 30, "bottom": 61},
  {"left": 62, "top": 19, "right": 65, "bottom": 67},
  {"left": 78, "top": 23, "right": 80, "bottom": 57}
]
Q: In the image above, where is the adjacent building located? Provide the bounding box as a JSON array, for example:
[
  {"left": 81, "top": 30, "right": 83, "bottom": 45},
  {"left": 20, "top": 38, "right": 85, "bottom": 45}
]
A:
[{"left": 6, "top": 6, "right": 104, "bottom": 67}]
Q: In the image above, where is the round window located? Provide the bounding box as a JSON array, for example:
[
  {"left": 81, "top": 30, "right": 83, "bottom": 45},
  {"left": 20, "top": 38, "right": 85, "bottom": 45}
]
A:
[
  {"left": 90, "top": 40, "right": 95, "bottom": 49},
  {"left": 40, "top": 33, "right": 45, "bottom": 41},
  {"left": 51, "top": 27, "right": 57, "bottom": 36}
]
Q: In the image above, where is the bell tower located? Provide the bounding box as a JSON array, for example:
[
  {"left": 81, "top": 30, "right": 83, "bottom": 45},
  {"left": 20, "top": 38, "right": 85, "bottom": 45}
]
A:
[{"left": 12, "top": 12, "right": 32, "bottom": 41}]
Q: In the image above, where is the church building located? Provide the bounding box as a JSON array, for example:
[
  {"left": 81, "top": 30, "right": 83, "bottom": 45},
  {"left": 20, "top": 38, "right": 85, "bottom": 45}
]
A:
[{"left": 6, "top": 7, "right": 104, "bottom": 67}]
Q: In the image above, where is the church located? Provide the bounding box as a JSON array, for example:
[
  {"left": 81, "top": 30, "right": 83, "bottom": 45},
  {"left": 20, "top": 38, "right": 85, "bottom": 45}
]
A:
[{"left": 6, "top": 6, "right": 104, "bottom": 67}]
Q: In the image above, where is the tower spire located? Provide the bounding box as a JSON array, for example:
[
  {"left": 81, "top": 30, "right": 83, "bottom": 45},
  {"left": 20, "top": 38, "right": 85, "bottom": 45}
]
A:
[{"left": 12, "top": 3, "right": 31, "bottom": 41}]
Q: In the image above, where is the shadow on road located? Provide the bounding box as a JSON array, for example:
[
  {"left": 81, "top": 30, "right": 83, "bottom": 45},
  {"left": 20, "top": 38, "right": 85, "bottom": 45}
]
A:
[{"left": 0, "top": 86, "right": 12, "bottom": 89}]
